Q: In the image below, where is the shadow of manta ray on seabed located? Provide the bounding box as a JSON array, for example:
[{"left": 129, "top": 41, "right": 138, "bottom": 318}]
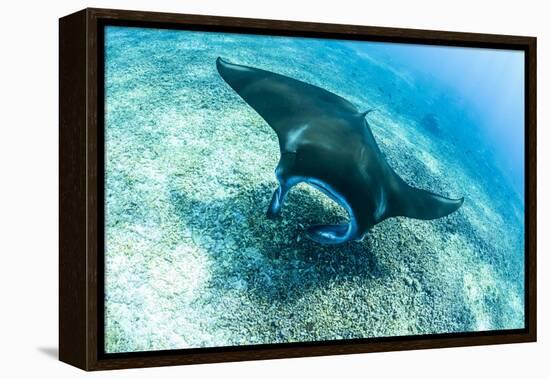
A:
[{"left": 216, "top": 57, "right": 464, "bottom": 245}]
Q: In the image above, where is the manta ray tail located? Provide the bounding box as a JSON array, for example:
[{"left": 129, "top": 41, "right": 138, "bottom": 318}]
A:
[
  {"left": 360, "top": 109, "right": 376, "bottom": 118},
  {"left": 393, "top": 183, "right": 464, "bottom": 221}
]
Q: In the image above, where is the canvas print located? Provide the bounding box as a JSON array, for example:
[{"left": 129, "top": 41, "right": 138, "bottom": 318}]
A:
[{"left": 103, "top": 25, "right": 525, "bottom": 353}]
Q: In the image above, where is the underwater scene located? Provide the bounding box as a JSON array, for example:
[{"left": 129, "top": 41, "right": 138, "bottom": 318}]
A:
[{"left": 103, "top": 25, "right": 525, "bottom": 353}]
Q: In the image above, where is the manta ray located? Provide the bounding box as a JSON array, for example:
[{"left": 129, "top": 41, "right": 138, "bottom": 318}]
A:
[{"left": 216, "top": 57, "right": 464, "bottom": 245}]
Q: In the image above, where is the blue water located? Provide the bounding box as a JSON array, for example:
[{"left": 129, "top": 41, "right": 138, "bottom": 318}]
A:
[
  {"left": 103, "top": 26, "right": 525, "bottom": 353},
  {"left": 354, "top": 41, "right": 525, "bottom": 196}
]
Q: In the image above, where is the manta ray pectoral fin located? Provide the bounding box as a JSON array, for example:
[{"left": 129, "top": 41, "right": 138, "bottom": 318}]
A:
[
  {"left": 216, "top": 57, "right": 360, "bottom": 138},
  {"left": 393, "top": 185, "right": 464, "bottom": 221},
  {"left": 306, "top": 224, "right": 354, "bottom": 245}
]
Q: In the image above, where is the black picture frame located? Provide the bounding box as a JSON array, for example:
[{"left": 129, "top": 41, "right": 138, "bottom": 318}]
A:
[{"left": 59, "top": 7, "right": 537, "bottom": 371}]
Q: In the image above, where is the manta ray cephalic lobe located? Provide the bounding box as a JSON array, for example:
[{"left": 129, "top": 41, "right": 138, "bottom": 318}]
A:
[{"left": 216, "top": 57, "right": 464, "bottom": 245}]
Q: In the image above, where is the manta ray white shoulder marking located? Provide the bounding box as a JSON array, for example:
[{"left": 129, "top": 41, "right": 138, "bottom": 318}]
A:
[{"left": 285, "top": 123, "right": 309, "bottom": 151}]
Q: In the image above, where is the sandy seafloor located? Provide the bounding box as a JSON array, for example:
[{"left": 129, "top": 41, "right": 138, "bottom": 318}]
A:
[{"left": 103, "top": 26, "right": 525, "bottom": 353}]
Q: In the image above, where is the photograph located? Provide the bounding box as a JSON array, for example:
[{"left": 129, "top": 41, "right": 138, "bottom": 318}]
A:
[{"left": 102, "top": 24, "right": 526, "bottom": 354}]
